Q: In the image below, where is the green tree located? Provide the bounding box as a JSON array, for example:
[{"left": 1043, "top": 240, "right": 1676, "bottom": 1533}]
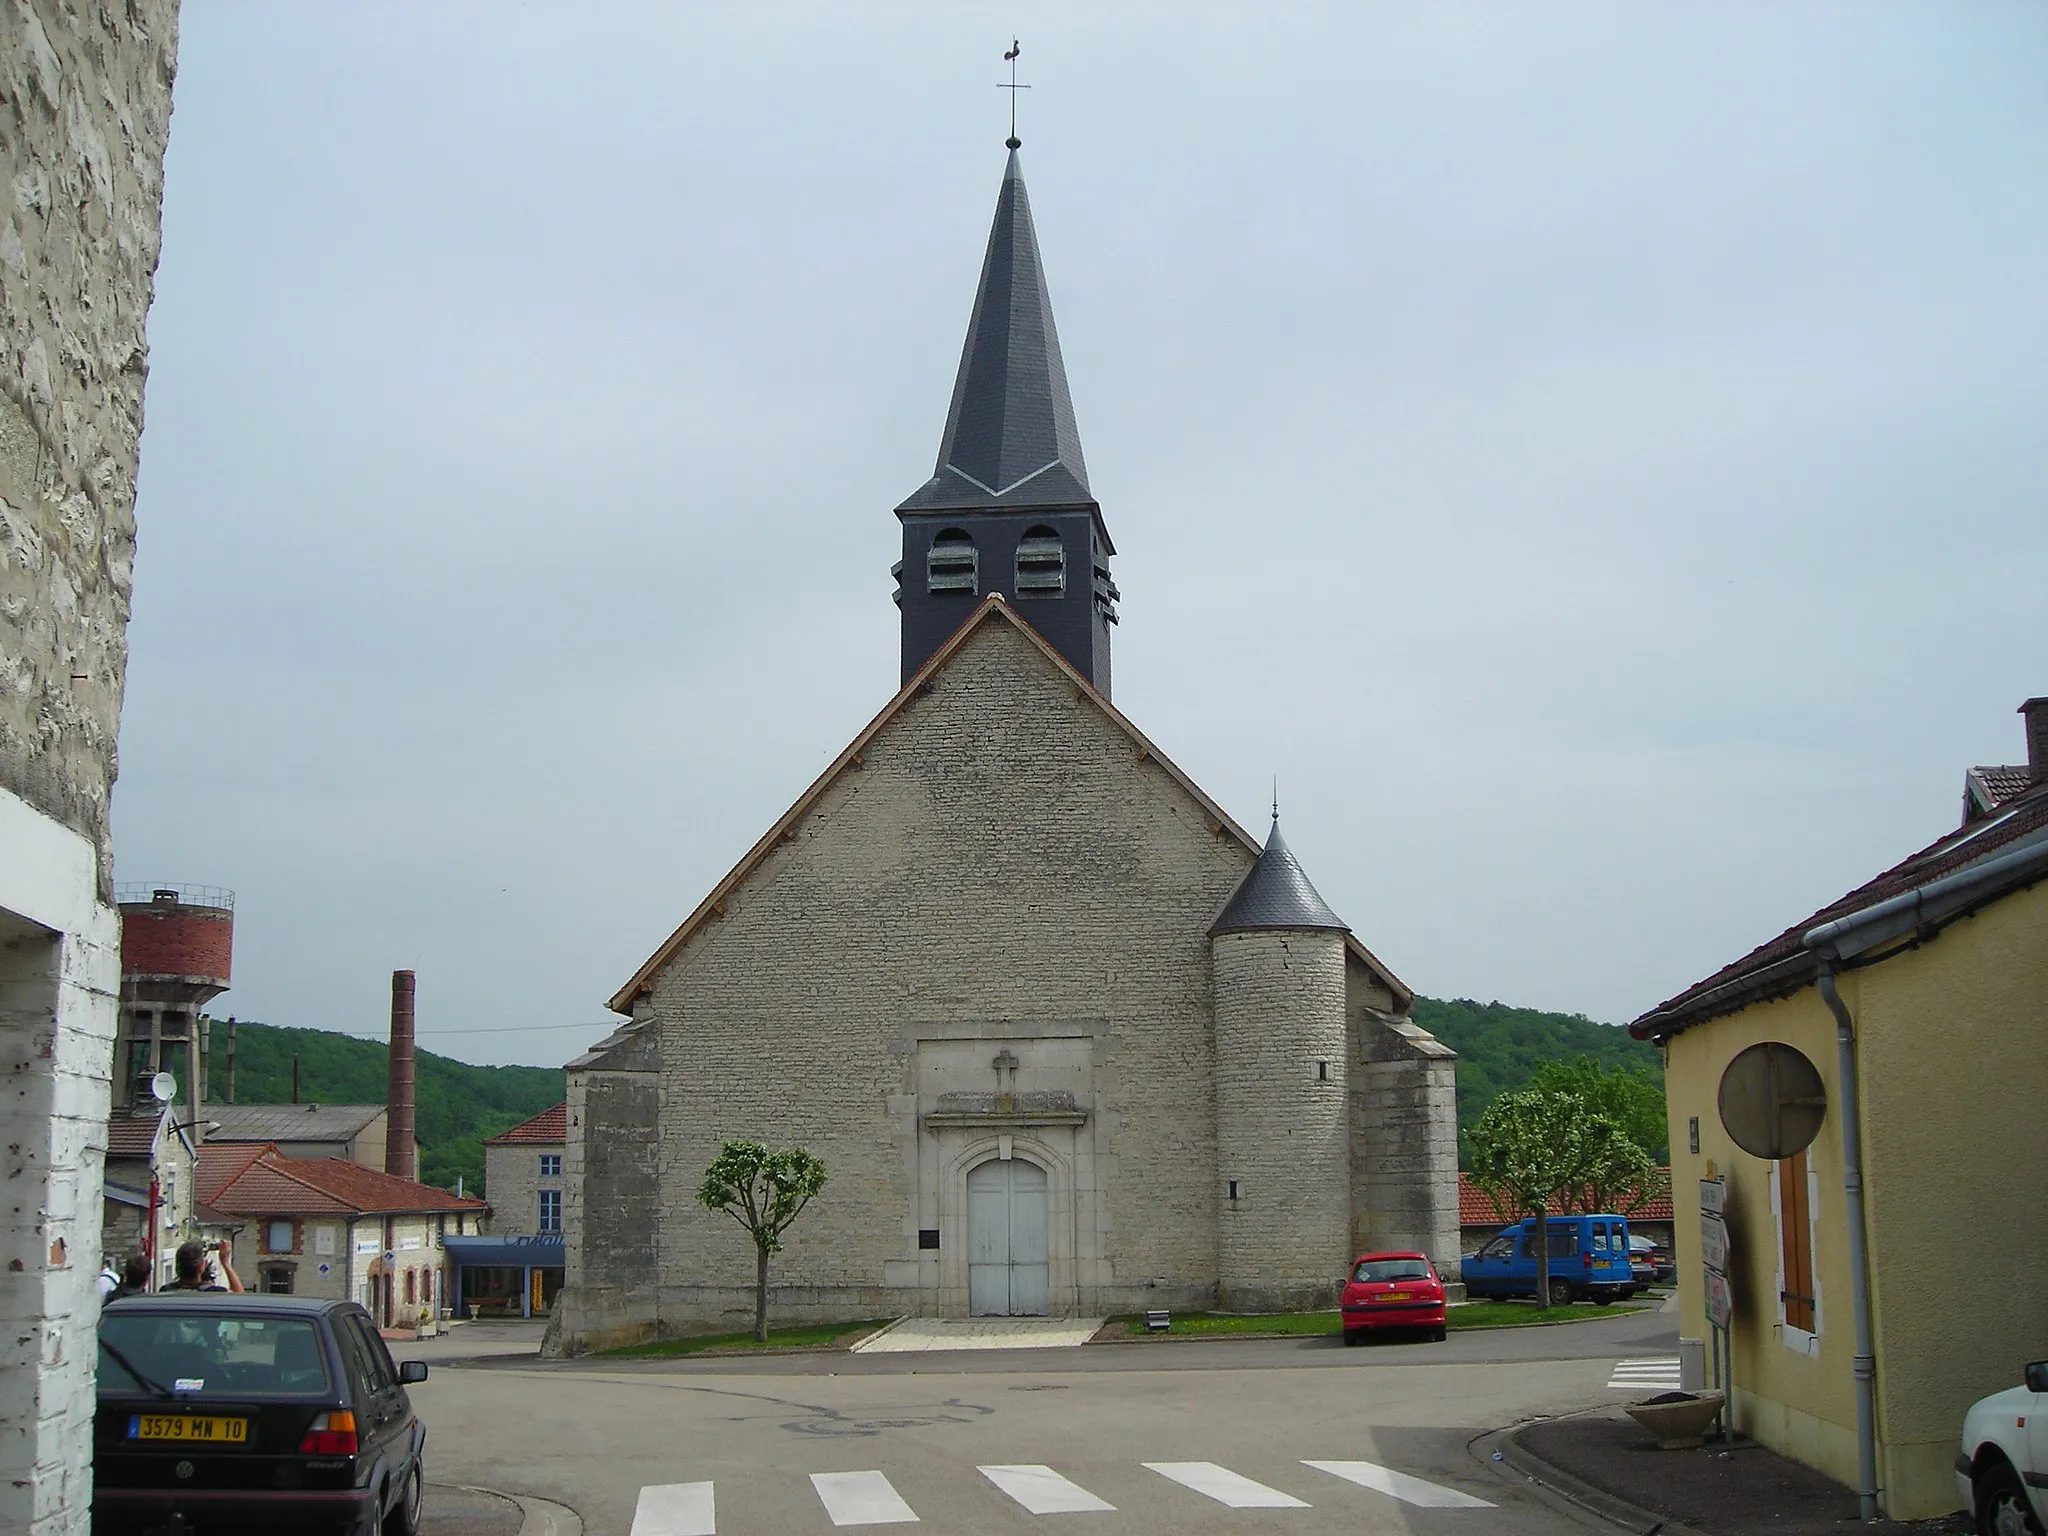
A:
[
  {"left": 695, "top": 1140, "right": 828, "bottom": 1343},
  {"left": 1468, "top": 1088, "right": 1655, "bottom": 1308},
  {"left": 1528, "top": 1054, "right": 1669, "bottom": 1163}
]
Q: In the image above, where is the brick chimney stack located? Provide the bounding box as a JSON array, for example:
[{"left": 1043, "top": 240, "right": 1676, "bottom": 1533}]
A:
[
  {"left": 386, "top": 969, "right": 417, "bottom": 1181},
  {"left": 2022, "top": 698, "right": 2048, "bottom": 779}
]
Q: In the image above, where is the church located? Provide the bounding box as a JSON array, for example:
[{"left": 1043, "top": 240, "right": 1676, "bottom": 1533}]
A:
[{"left": 551, "top": 145, "right": 1461, "bottom": 1353}]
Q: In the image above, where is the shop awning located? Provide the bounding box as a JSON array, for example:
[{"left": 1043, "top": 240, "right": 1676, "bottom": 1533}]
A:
[{"left": 441, "top": 1235, "right": 564, "bottom": 1268}]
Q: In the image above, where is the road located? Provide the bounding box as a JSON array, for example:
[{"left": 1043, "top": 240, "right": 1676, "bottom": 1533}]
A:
[{"left": 409, "top": 1307, "right": 1678, "bottom": 1536}]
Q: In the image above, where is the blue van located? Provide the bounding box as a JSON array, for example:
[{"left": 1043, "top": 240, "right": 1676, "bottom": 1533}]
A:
[{"left": 1461, "top": 1214, "right": 1636, "bottom": 1306}]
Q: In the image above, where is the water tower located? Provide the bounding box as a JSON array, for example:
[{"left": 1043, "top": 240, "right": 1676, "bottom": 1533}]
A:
[{"left": 115, "top": 885, "right": 234, "bottom": 1109}]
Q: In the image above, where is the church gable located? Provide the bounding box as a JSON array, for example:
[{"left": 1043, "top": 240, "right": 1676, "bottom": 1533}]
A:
[{"left": 611, "top": 597, "right": 1274, "bottom": 1012}]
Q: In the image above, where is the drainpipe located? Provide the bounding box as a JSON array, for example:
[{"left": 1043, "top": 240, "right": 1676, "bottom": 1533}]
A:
[{"left": 1813, "top": 961, "right": 1880, "bottom": 1522}]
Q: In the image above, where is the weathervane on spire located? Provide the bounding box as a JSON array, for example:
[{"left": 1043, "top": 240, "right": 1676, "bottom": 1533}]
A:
[{"left": 1000, "top": 39, "right": 1028, "bottom": 149}]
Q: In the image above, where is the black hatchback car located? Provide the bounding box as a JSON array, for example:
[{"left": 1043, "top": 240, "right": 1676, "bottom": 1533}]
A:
[{"left": 94, "top": 1293, "right": 428, "bottom": 1536}]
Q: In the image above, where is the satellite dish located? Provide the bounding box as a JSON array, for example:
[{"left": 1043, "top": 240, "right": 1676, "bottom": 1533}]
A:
[
  {"left": 149, "top": 1071, "right": 177, "bottom": 1104},
  {"left": 1718, "top": 1042, "right": 1826, "bottom": 1160}
]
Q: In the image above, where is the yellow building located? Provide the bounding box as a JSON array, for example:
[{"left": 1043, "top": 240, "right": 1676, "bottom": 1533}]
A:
[{"left": 1631, "top": 698, "right": 2048, "bottom": 1520}]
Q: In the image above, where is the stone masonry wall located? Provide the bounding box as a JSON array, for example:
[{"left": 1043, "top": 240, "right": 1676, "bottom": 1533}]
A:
[
  {"left": 1212, "top": 928, "right": 1351, "bottom": 1312},
  {"left": 1351, "top": 988, "right": 1463, "bottom": 1280},
  {"left": 1, "top": 1, "right": 178, "bottom": 875},
  {"left": 1, "top": 12, "right": 178, "bottom": 1533},
  {"left": 484, "top": 1139, "right": 562, "bottom": 1239},
  {"left": 606, "top": 617, "right": 1260, "bottom": 1343}
]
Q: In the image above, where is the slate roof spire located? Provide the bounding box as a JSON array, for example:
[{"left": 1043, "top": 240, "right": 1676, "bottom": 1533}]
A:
[
  {"left": 897, "top": 149, "right": 1092, "bottom": 513},
  {"left": 1210, "top": 815, "right": 1351, "bottom": 936}
]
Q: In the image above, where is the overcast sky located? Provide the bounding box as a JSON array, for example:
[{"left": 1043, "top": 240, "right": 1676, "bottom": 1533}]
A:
[{"left": 114, "top": 3, "right": 2048, "bottom": 1067}]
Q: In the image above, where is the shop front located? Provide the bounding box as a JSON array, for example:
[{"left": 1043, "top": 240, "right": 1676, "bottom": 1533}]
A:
[{"left": 443, "top": 1234, "right": 565, "bottom": 1319}]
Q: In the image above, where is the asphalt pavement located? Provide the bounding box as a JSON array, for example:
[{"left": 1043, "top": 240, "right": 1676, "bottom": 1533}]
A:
[{"left": 411, "top": 1305, "right": 1682, "bottom": 1536}]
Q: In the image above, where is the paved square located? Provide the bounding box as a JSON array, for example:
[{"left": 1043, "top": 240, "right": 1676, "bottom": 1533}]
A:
[{"left": 851, "top": 1317, "right": 1105, "bottom": 1352}]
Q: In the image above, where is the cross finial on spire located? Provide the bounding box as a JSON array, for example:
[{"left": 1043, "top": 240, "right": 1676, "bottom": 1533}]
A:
[{"left": 1000, "top": 39, "right": 1028, "bottom": 149}]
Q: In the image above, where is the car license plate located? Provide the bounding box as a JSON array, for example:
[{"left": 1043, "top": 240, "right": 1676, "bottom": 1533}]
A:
[
  {"left": 1380, "top": 1291, "right": 1411, "bottom": 1302},
  {"left": 128, "top": 1414, "right": 247, "bottom": 1444}
]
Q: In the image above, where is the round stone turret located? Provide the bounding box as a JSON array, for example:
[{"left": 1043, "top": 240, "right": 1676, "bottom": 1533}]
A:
[{"left": 1210, "top": 820, "right": 1352, "bottom": 1312}]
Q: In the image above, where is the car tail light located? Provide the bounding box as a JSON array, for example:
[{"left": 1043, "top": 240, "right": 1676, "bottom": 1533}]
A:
[
  {"left": 1583, "top": 1252, "right": 1593, "bottom": 1268},
  {"left": 298, "top": 1410, "right": 358, "bottom": 1456}
]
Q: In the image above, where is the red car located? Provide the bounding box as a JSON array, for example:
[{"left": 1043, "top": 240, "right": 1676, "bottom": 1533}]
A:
[{"left": 1340, "top": 1251, "right": 1448, "bottom": 1344}]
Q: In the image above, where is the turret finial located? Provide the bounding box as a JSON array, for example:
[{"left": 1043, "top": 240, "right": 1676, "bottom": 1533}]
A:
[
  {"left": 1000, "top": 39, "right": 1028, "bottom": 149},
  {"left": 1272, "top": 778, "right": 1279, "bottom": 824}
]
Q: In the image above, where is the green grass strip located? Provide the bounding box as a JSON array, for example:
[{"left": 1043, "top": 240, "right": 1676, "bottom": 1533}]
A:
[{"left": 594, "top": 1318, "right": 891, "bottom": 1358}]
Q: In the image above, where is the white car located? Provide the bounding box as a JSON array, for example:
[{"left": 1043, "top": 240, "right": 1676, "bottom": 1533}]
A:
[{"left": 1958, "top": 1360, "right": 2048, "bottom": 1536}]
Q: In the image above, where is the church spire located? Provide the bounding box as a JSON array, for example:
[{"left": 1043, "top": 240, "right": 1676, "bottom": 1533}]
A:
[
  {"left": 897, "top": 149, "right": 1092, "bottom": 513},
  {"left": 894, "top": 148, "right": 1117, "bottom": 695}
]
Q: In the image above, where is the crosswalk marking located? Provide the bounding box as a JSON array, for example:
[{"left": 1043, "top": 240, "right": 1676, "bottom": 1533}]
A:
[
  {"left": 1144, "top": 1461, "right": 1311, "bottom": 1509},
  {"left": 811, "top": 1470, "right": 920, "bottom": 1526},
  {"left": 979, "top": 1464, "right": 1116, "bottom": 1514},
  {"left": 630, "top": 1482, "right": 716, "bottom": 1536},
  {"left": 1608, "top": 1355, "right": 1682, "bottom": 1390},
  {"left": 1303, "top": 1459, "right": 1495, "bottom": 1509}
]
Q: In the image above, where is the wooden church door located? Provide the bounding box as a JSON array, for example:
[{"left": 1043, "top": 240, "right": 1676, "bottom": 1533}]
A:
[{"left": 967, "top": 1159, "right": 1048, "bottom": 1316}]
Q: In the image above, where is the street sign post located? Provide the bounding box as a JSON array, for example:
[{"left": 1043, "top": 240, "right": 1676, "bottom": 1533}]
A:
[{"left": 1701, "top": 1177, "right": 1733, "bottom": 1442}]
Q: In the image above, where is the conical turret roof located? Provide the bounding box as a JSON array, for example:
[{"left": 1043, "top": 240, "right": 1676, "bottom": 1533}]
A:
[
  {"left": 897, "top": 149, "right": 1092, "bottom": 514},
  {"left": 1209, "top": 818, "right": 1350, "bottom": 936}
]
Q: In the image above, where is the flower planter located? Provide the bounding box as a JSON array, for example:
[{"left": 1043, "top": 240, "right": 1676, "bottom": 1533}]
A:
[{"left": 1624, "top": 1391, "right": 1726, "bottom": 1449}]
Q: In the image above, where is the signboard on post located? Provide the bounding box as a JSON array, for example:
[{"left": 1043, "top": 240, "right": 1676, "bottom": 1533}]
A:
[
  {"left": 1705, "top": 1268, "right": 1734, "bottom": 1330},
  {"left": 1701, "top": 1209, "right": 1730, "bottom": 1273}
]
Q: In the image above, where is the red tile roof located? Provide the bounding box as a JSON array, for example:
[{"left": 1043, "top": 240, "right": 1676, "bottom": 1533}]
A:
[
  {"left": 1968, "top": 765, "right": 2039, "bottom": 815},
  {"left": 1633, "top": 780, "right": 2048, "bottom": 1039},
  {"left": 199, "top": 1143, "right": 488, "bottom": 1218},
  {"left": 1458, "top": 1171, "right": 1672, "bottom": 1226},
  {"left": 197, "top": 1144, "right": 270, "bottom": 1205},
  {"left": 106, "top": 1106, "right": 168, "bottom": 1160},
  {"left": 486, "top": 1102, "right": 566, "bottom": 1146}
]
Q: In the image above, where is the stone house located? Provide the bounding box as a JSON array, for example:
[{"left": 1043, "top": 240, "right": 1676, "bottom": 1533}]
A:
[
  {"left": 100, "top": 1103, "right": 196, "bottom": 1284},
  {"left": 553, "top": 148, "right": 1461, "bottom": 1355},
  {"left": 1630, "top": 697, "right": 2048, "bottom": 1519},
  {"left": 484, "top": 1102, "right": 567, "bottom": 1237},
  {"left": 0, "top": 8, "right": 180, "bottom": 1532},
  {"left": 198, "top": 1143, "right": 488, "bottom": 1327}
]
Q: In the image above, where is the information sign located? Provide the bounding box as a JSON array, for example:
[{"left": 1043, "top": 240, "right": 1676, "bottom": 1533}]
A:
[
  {"left": 1699, "top": 1177, "right": 1728, "bottom": 1215},
  {"left": 1701, "top": 1210, "right": 1730, "bottom": 1274},
  {"left": 1705, "top": 1269, "right": 1734, "bottom": 1329}
]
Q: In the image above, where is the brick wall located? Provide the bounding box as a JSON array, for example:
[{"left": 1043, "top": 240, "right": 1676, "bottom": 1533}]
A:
[{"left": 117, "top": 906, "right": 232, "bottom": 981}]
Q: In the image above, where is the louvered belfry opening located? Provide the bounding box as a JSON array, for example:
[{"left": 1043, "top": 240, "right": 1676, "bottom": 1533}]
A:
[
  {"left": 1015, "top": 526, "right": 1065, "bottom": 597},
  {"left": 927, "top": 529, "right": 979, "bottom": 595}
]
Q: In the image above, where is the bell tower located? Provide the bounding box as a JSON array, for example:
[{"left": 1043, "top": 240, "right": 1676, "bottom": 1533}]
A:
[{"left": 893, "top": 148, "right": 1118, "bottom": 694}]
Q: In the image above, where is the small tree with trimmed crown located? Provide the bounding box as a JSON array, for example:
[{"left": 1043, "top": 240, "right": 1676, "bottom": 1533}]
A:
[
  {"left": 1469, "top": 1087, "right": 1653, "bottom": 1309},
  {"left": 696, "top": 1139, "right": 828, "bottom": 1343}
]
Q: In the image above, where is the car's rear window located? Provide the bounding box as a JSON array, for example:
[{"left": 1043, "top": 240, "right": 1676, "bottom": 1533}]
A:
[
  {"left": 100, "top": 1314, "right": 331, "bottom": 1398},
  {"left": 1353, "top": 1258, "right": 1431, "bottom": 1283}
]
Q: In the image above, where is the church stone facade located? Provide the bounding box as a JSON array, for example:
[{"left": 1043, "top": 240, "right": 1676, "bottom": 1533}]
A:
[{"left": 551, "top": 148, "right": 1459, "bottom": 1355}]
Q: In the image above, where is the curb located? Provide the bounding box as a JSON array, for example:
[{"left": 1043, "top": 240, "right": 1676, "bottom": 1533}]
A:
[
  {"left": 452, "top": 1485, "right": 583, "bottom": 1536},
  {"left": 1487, "top": 1414, "right": 1710, "bottom": 1536}
]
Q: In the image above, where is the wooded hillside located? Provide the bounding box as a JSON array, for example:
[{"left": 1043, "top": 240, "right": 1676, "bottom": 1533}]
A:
[
  {"left": 195, "top": 1020, "right": 564, "bottom": 1196},
  {"left": 1409, "top": 997, "right": 1664, "bottom": 1168}
]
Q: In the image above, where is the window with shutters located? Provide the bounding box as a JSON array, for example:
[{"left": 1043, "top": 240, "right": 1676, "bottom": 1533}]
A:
[{"left": 1775, "top": 1148, "right": 1819, "bottom": 1348}]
